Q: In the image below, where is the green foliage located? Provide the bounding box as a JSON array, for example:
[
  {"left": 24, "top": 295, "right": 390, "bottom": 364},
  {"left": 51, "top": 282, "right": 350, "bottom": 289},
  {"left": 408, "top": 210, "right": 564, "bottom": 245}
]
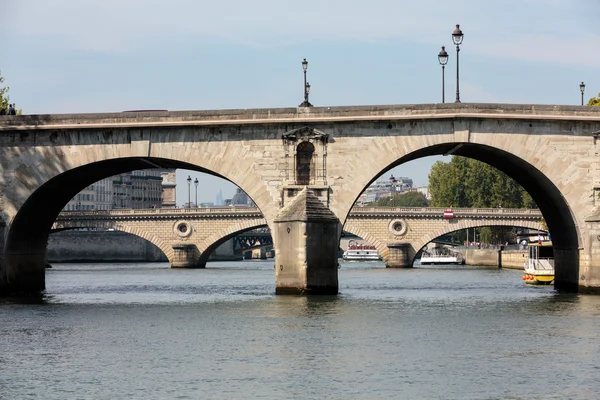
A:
[
  {"left": 428, "top": 158, "right": 468, "bottom": 207},
  {"left": 587, "top": 94, "right": 600, "bottom": 106},
  {"left": 0, "top": 72, "right": 9, "bottom": 113},
  {"left": 428, "top": 156, "right": 535, "bottom": 209},
  {"left": 374, "top": 190, "right": 428, "bottom": 207},
  {"left": 428, "top": 156, "right": 535, "bottom": 245},
  {"left": 0, "top": 71, "right": 20, "bottom": 114}
]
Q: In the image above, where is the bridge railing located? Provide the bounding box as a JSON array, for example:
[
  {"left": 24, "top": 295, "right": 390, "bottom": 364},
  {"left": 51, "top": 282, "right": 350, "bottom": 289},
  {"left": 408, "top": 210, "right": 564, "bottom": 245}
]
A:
[
  {"left": 56, "top": 206, "right": 542, "bottom": 220},
  {"left": 350, "top": 207, "right": 542, "bottom": 215},
  {"left": 59, "top": 206, "right": 263, "bottom": 217}
]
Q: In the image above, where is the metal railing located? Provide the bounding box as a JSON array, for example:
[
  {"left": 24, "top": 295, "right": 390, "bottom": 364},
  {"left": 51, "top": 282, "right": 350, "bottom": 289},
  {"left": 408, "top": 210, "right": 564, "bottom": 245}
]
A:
[{"left": 58, "top": 206, "right": 542, "bottom": 219}]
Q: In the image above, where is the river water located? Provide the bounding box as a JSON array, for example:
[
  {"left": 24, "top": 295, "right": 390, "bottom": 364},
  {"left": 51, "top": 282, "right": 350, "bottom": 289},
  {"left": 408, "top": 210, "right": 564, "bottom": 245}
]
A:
[{"left": 1, "top": 260, "right": 599, "bottom": 399}]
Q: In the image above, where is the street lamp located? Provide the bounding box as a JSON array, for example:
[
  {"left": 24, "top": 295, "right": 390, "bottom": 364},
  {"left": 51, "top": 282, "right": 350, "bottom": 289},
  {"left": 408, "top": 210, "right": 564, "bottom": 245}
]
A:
[
  {"left": 299, "top": 58, "right": 313, "bottom": 107},
  {"left": 186, "top": 175, "right": 191, "bottom": 208},
  {"left": 580, "top": 82, "right": 586, "bottom": 106},
  {"left": 437, "top": 46, "right": 449, "bottom": 103},
  {"left": 452, "top": 24, "right": 464, "bottom": 103},
  {"left": 194, "top": 177, "right": 199, "bottom": 207}
]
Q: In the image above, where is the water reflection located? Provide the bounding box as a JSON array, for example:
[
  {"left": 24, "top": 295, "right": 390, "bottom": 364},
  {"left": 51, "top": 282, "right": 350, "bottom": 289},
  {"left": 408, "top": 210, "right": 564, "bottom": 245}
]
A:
[
  {"left": 0, "top": 292, "right": 53, "bottom": 305},
  {"left": 2, "top": 261, "right": 600, "bottom": 399}
]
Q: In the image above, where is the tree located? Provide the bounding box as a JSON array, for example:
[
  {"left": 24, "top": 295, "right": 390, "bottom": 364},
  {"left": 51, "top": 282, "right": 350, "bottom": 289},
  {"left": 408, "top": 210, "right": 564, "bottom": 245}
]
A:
[
  {"left": 587, "top": 94, "right": 600, "bottom": 106},
  {"left": 0, "top": 72, "right": 9, "bottom": 113},
  {"left": 428, "top": 156, "right": 536, "bottom": 245},
  {"left": 428, "top": 156, "right": 535, "bottom": 209},
  {"left": 428, "top": 157, "right": 469, "bottom": 207},
  {"left": 374, "top": 191, "right": 428, "bottom": 207},
  {"left": 0, "top": 71, "right": 20, "bottom": 115}
]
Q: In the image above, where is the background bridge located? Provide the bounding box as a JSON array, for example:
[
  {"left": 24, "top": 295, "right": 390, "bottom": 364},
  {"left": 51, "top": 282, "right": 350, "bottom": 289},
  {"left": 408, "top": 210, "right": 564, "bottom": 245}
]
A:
[{"left": 53, "top": 206, "right": 544, "bottom": 267}]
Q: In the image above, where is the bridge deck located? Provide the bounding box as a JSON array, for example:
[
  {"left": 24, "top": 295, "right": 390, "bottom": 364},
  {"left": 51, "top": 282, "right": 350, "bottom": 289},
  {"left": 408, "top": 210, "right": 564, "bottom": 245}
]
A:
[{"left": 2, "top": 103, "right": 600, "bottom": 131}]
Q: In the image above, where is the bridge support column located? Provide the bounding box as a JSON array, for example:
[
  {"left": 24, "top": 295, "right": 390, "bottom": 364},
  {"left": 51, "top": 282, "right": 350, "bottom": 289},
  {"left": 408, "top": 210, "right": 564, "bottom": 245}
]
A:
[
  {"left": 171, "top": 243, "right": 202, "bottom": 268},
  {"left": 1, "top": 250, "right": 47, "bottom": 295},
  {"left": 386, "top": 242, "right": 411, "bottom": 268},
  {"left": 273, "top": 188, "right": 340, "bottom": 295}
]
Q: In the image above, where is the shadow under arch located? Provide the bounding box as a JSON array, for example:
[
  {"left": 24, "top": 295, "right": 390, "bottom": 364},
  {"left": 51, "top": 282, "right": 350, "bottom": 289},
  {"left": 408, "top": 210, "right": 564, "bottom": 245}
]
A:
[
  {"left": 4, "top": 156, "right": 267, "bottom": 292},
  {"left": 412, "top": 223, "right": 548, "bottom": 264},
  {"left": 198, "top": 223, "right": 270, "bottom": 267},
  {"left": 344, "top": 142, "right": 579, "bottom": 292},
  {"left": 48, "top": 226, "right": 171, "bottom": 263}
]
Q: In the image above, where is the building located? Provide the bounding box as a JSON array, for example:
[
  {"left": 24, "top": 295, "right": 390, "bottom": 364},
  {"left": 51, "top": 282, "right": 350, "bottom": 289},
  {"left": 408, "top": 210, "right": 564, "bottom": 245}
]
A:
[
  {"left": 215, "top": 190, "right": 224, "bottom": 206},
  {"left": 222, "top": 188, "right": 254, "bottom": 207},
  {"left": 415, "top": 186, "right": 430, "bottom": 200},
  {"left": 64, "top": 169, "right": 175, "bottom": 211},
  {"left": 356, "top": 174, "right": 414, "bottom": 205}
]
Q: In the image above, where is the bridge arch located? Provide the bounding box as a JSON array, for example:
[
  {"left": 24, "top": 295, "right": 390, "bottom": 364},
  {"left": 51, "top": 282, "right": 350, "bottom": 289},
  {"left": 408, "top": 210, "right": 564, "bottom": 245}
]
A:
[
  {"left": 338, "top": 141, "right": 581, "bottom": 291},
  {"left": 197, "top": 219, "right": 268, "bottom": 266},
  {"left": 50, "top": 223, "right": 174, "bottom": 262},
  {"left": 3, "top": 154, "right": 271, "bottom": 291},
  {"left": 341, "top": 222, "right": 390, "bottom": 260}
]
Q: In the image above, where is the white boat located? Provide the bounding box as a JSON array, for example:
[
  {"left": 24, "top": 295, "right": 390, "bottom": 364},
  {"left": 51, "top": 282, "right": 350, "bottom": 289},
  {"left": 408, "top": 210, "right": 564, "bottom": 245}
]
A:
[
  {"left": 342, "top": 240, "right": 381, "bottom": 261},
  {"left": 420, "top": 247, "right": 465, "bottom": 265},
  {"left": 523, "top": 241, "right": 554, "bottom": 285}
]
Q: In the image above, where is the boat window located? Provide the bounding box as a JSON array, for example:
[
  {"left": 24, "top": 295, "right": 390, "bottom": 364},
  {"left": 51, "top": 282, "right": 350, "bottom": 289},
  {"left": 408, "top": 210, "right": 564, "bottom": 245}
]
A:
[{"left": 296, "top": 141, "right": 315, "bottom": 185}]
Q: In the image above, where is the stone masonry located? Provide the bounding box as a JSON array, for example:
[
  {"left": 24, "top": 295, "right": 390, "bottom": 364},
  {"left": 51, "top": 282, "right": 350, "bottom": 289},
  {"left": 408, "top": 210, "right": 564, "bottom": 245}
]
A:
[
  {"left": 1, "top": 103, "right": 600, "bottom": 294},
  {"left": 343, "top": 207, "right": 543, "bottom": 266},
  {"left": 53, "top": 208, "right": 267, "bottom": 267}
]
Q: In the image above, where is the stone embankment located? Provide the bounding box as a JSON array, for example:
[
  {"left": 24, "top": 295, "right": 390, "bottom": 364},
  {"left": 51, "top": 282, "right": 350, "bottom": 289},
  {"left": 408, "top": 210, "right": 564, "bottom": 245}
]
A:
[{"left": 464, "top": 248, "right": 526, "bottom": 269}]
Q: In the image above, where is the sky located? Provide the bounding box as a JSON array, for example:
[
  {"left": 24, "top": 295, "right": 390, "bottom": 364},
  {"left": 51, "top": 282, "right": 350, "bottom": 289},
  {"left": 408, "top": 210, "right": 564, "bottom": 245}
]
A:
[{"left": 1, "top": 0, "right": 599, "bottom": 205}]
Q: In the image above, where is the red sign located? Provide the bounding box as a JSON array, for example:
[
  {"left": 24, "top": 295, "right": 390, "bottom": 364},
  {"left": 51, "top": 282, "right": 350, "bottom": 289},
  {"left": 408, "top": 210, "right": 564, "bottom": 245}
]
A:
[{"left": 443, "top": 209, "right": 454, "bottom": 219}]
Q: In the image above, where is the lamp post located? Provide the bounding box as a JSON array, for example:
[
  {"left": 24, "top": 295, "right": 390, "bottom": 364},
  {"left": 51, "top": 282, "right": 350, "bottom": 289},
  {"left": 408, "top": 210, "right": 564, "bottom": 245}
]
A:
[
  {"left": 299, "top": 58, "right": 313, "bottom": 107},
  {"left": 438, "top": 46, "right": 449, "bottom": 103},
  {"left": 452, "top": 24, "right": 464, "bottom": 103},
  {"left": 186, "top": 175, "right": 191, "bottom": 208},
  {"left": 194, "top": 177, "right": 199, "bottom": 207},
  {"left": 580, "top": 82, "right": 586, "bottom": 106}
]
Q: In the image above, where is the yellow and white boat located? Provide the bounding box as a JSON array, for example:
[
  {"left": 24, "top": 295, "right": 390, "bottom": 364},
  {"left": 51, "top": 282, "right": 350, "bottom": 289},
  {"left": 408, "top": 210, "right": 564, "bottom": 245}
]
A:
[{"left": 523, "top": 241, "right": 554, "bottom": 285}]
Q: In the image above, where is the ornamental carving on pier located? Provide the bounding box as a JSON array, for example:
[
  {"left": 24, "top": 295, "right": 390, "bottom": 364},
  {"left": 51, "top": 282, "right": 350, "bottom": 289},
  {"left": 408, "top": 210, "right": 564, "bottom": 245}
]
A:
[
  {"left": 173, "top": 220, "right": 193, "bottom": 239},
  {"left": 282, "top": 127, "right": 329, "bottom": 186},
  {"left": 388, "top": 219, "right": 408, "bottom": 236}
]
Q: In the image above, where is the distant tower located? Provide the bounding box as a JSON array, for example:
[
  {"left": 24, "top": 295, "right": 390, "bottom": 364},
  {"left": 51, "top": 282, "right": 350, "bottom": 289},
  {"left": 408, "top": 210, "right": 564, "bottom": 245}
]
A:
[
  {"left": 216, "top": 190, "right": 223, "bottom": 206},
  {"left": 161, "top": 171, "right": 177, "bottom": 208}
]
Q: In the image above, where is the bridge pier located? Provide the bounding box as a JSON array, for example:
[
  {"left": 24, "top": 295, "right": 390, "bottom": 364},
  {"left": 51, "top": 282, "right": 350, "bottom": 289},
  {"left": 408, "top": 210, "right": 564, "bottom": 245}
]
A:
[
  {"left": 273, "top": 188, "right": 340, "bottom": 295},
  {"left": 171, "top": 243, "right": 203, "bottom": 268},
  {"left": 1, "top": 249, "right": 47, "bottom": 295},
  {"left": 386, "top": 242, "right": 412, "bottom": 268}
]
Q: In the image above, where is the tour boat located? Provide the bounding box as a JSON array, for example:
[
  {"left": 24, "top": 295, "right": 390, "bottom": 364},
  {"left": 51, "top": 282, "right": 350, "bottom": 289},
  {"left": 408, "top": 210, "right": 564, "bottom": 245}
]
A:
[
  {"left": 420, "top": 247, "right": 465, "bottom": 265},
  {"left": 342, "top": 240, "right": 381, "bottom": 261},
  {"left": 523, "top": 241, "right": 554, "bottom": 285}
]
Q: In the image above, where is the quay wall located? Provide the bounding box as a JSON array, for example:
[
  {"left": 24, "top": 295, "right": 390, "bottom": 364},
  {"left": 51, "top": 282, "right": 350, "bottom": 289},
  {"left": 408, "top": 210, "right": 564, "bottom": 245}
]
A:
[
  {"left": 47, "top": 231, "right": 167, "bottom": 263},
  {"left": 47, "top": 231, "right": 240, "bottom": 263},
  {"left": 463, "top": 248, "right": 526, "bottom": 269}
]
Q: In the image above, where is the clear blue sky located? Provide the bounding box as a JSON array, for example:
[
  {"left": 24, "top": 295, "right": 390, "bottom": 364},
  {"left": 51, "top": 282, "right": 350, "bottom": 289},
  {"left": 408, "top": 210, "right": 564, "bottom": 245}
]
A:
[{"left": 2, "top": 1, "right": 598, "bottom": 205}]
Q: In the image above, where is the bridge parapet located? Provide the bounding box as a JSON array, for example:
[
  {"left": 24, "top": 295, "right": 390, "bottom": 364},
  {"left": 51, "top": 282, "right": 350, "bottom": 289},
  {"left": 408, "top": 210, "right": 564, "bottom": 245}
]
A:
[
  {"left": 2, "top": 103, "right": 600, "bottom": 130},
  {"left": 349, "top": 207, "right": 543, "bottom": 219},
  {"left": 57, "top": 207, "right": 264, "bottom": 220}
]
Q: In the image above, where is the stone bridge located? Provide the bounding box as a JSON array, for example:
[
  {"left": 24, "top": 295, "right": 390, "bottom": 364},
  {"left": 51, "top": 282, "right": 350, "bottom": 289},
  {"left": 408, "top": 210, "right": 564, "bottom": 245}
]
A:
[
  {"left": 2, "top": 103, "right": 600, "bottom": 294},
  {"left": 52, "top": 207, "right": 544, "bottom": 267}
]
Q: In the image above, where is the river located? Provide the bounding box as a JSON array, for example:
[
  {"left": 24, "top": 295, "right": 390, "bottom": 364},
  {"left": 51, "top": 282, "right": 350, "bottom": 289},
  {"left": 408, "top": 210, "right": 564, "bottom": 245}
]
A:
[{"left": 1, "top": 260, "right": 599, "bottom": 399}]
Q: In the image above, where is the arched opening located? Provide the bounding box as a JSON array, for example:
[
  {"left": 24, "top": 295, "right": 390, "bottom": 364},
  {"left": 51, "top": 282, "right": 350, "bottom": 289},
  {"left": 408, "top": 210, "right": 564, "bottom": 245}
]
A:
[
  {"left": 296, "top": 141, "right": 315, "bottom": 185},
  {"left": 3, "top": 156, "right": 267, "bottom": 292},
  {"left": 343, "top": 142, "right": 579, "bottom": 291},
  {"left": 198, "top": 224, "right": 270, "bottom": 266},
  {"left": 47, "top": 227, "right": 169, "bottom": 263}
]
